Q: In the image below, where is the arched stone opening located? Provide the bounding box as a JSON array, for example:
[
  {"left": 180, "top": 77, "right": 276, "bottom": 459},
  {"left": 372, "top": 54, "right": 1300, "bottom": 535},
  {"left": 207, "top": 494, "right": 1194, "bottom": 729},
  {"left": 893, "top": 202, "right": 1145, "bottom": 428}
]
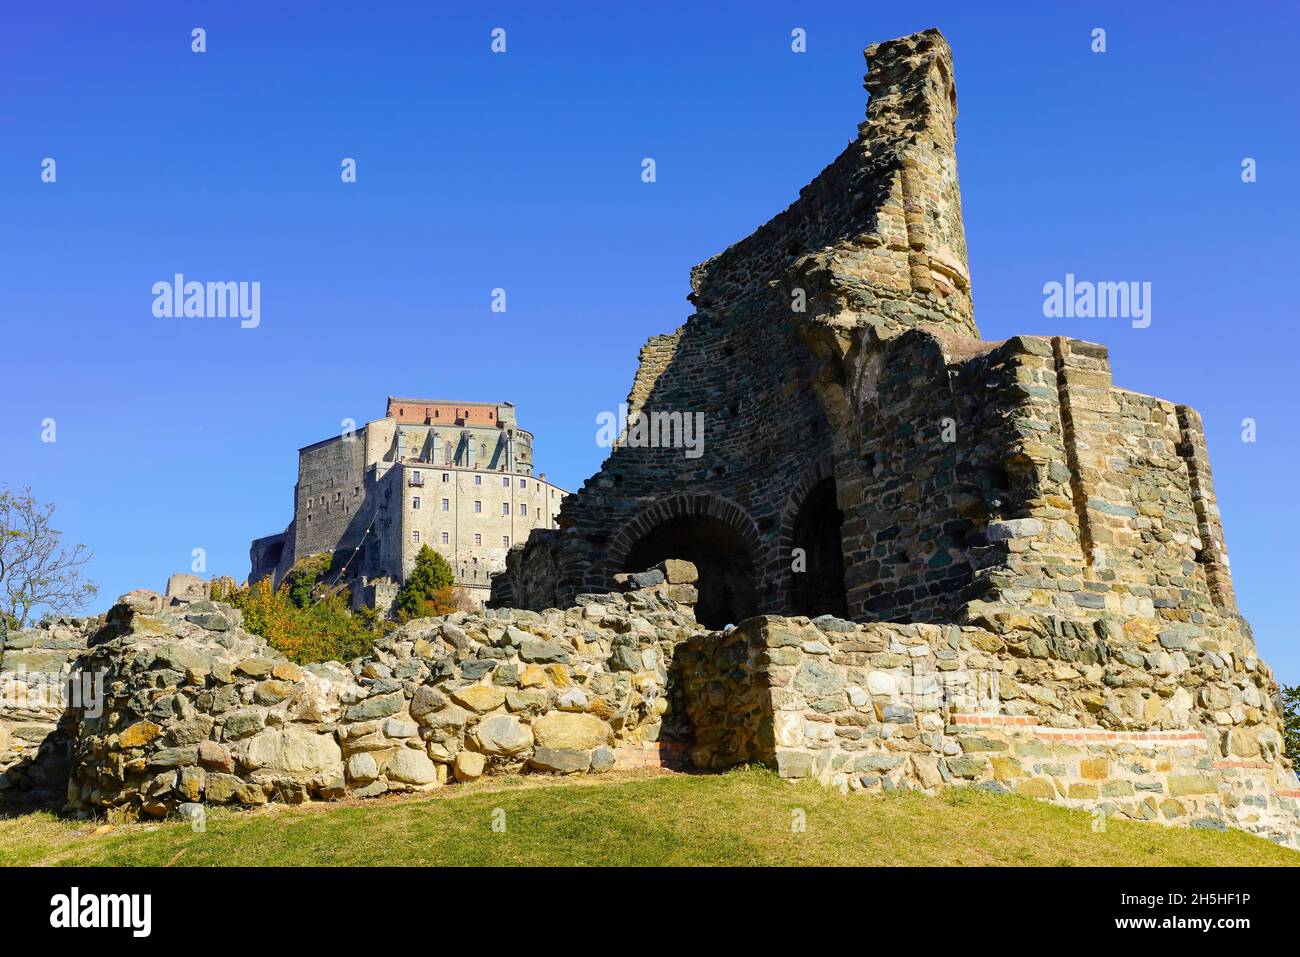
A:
[
  {"left": 622, "top": 514, "right": 757, "bottom": 629},
  {"left": 786, "top": 475, "right": 848, "bottom": 619}
]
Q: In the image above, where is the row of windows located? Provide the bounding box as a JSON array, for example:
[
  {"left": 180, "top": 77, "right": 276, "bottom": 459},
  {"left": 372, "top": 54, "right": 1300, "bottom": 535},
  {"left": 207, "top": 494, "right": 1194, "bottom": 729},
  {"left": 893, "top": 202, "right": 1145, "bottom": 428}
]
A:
[
  {"left": 412, "top": 496, "right": 531, "bottom": 516},
  {"left": 411, "top": 470, "right": 540, "bottom": 491},
  {"left": 305, "top": 486, "right": 360, "bottom": 508},
  {"left": 412, "top": 530, "right": 510, "bottom": 548}
]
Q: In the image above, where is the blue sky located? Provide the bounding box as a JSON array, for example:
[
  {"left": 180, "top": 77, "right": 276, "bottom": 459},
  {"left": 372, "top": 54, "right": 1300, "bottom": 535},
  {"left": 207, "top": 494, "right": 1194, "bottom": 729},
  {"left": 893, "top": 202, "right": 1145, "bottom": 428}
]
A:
[{"left": 3, "top": 1, "right": 1298, "bottom": 679}]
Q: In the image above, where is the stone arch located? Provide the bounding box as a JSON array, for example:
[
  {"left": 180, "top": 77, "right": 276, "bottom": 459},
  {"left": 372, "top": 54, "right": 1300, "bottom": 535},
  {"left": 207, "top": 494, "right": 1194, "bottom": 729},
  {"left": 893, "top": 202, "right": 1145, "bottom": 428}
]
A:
[
  {"left": 607, "top": 493, "right": 762, "bottom": 629},
  {"left": 778, "top": 458, "right": 849, "bottom": 618}
]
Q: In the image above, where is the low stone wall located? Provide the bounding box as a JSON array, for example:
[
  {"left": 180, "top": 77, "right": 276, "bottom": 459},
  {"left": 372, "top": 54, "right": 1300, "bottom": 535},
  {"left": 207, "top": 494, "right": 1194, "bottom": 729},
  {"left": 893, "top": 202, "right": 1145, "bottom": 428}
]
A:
[
  {"left": 0, "top": 616, "right": 97, "bottom": 806},
  {"left": 65, "top": 564, "right": 701, "bottom": 820},
  {"left": 6, "top": 559, "right": 1298, "bottom": 850},
  {"left": 682, "top": 614, "right": 1300, "bottom": 848}
]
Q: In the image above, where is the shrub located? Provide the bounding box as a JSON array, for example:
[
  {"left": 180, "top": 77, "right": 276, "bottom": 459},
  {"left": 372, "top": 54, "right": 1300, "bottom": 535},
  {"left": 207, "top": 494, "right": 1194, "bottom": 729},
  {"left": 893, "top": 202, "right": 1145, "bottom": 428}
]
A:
[
  {"left": 393, "top": 546, "right": 456, "bottom": 621},
  {"left": 282, "top": 553, "right": 335, "bottom": 608},
  {"left": 218, "top": 577, "right": 378, "bottom": 664},
  {"left": 1282, "top": 685, "right": 1300, "bottom": 767}
]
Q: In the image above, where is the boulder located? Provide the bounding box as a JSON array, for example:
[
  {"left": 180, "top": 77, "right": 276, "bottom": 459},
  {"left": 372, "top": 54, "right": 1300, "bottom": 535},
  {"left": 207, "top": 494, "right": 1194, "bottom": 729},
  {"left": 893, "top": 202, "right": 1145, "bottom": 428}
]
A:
[
  {"left": 166, "top": 573, "right": 210, "bottom": 600},
  {"left": 346, "top": 752, "right": 379, "bottom": 783},
  {"left": 532, "top": 712, "right": 610, "bottom": 751},
  {"left": 385, "top": 748, "right": 439, "bottom": 785},
  {"left": 454, "top": 751, "right": 485, "bottom": 781},
  {"left": 241, "top": 726, "right": 342, "bottom": 775},
  {"left": 660, "top": 559, "right": 698, "bottom": 584},
  {"left": 468, "top": 714, "right": 533, "bottom": 756},
  {"left": 449, "top": 685, "right": 507, "bottom": 713},
  {"left": 530, "top": 747, "right": 590, "bottom": 773}
]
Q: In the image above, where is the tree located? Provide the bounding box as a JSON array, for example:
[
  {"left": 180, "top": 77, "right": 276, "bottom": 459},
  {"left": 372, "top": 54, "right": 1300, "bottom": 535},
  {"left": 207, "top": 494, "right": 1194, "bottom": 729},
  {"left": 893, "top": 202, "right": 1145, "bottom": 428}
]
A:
[
  {"left": 283, "top": 552, "right": 334, "bottom": 608},
  {"left": 394, "top": 545, "right": 455, "bottom": 621},
  {"left": 1282, "top": 685, "right": 1300, "bottom": 767},
  {"left": 220, "top": 577, "right": 378, "bottom": 664},
  {"left": 0, "top": 486, "right": 98, "bottom": 629}
]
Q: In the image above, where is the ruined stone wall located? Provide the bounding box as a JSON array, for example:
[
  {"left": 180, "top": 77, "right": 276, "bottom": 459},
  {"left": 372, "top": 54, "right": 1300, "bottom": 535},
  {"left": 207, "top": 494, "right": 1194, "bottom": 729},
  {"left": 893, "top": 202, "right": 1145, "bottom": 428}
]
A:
[
  {"left": 0, "top": 617, "right": 96, "bottom": 807},
  {"left": 682, "top": 614, "right": 1299, "bottom": 848},
  {"left": 495, "top": 30, "right": 979, "bottom": 616},
  {"left": 495, "top": 28, "right": 1256, "bottom": 710},
  {"left": 62, "top": 565, "right": 700, "bottom": 821}
]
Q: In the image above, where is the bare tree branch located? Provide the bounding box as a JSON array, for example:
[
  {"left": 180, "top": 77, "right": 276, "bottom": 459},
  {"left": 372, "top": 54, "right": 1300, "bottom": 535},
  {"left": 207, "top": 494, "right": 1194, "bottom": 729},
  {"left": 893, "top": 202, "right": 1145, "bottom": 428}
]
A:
[{"left": 0, "top": 486, "right": 98, "bottom": 629}]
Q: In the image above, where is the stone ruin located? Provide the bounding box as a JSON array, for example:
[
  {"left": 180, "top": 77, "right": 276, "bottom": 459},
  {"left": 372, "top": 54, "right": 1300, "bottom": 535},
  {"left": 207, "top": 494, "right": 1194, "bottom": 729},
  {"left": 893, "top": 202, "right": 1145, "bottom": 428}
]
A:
[{"left": 1, "top": 28, "right": 1297, "bottom": 849}]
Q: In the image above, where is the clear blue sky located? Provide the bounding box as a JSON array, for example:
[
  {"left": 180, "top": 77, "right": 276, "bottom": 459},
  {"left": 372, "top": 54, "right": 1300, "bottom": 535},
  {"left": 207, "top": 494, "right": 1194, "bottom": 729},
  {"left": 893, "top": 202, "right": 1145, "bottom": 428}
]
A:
[{"left": 3, "top": 2, "right": 1297, "bottom": 679}]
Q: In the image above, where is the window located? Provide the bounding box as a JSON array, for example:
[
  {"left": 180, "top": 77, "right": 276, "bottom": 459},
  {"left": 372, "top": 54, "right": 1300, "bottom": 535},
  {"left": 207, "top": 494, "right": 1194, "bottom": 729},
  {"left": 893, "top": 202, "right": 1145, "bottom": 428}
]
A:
[
  {"left": 441, "top": 498, "right": 449, "bottom": 511},
  {"left": 354, "top": 486, "right": 359, "bottom": 496},
  {"left": 411, "top": 530, "right": 420, "bottom": 543},
  {"left": 502, "top": 536, "right": 509, "bottom": 547},
  {"left": 441, "top": 532, "right": 449, "bottom": 544},
  {"left": 442, "top": 473, "right": 449, "bottom": 483},
  {"left": 307, "top": 514, "right": 312, "bottom": 524},
  {"left": 474, "top": 474, "right": 482, "bottom": 485},
  {"left": 412, "top": 496, "right": 421, "bottom": 510},
  {"left": 501, "top": 502, "right": 509, "bottom": 516},
  {"left": 519, "top": 503, "right": 527, "bottom": 516},
  {"left": 519, "top": 478, "right": 526, "bottom": 488},
  {"left": 474, "top": 500, "right": 482, "bottom": 513},
  {"left": 411, "top": 471, "right": 421, "bottom": 484},
  {"left": 474, "top": 533, "right": 481, "bottom": 545},
  {"left": 502, "top": 476, "right": 509, "bottom": 487}
]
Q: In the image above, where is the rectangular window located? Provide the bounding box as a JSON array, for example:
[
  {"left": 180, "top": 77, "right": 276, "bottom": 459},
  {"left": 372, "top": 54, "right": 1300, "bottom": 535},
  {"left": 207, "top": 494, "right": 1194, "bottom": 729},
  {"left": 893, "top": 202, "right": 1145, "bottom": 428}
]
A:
[
  {"left": 412, "top": 496, "right": 421, "bottom": 510},
  {"left": 474, "top": 500, "right": 482, "bottom": 513},
  {"left": 411, "top": 530, "right": 420, "bottom": 543},
  {"left": 411, "top": 471, "right": 421, "bottom": 484},
  {"left": 474, "top": 474, "right": 482, "bottom": 485},
  {"left": 502, "top": 477, "right": 509, "bottom": 487},
  {"left": 474, "top": 533, "right": 482, "bottom": 545},
  {"left": 519, "top": 478, "right": 526, "bottom": 488},
  {"left": 501, "top": 502, "right": 509, "bottom": 516},
  {"left": 519, "top": 503, "right": 527, "bottom": 516},
  {"left": 442, "top": 498, "right": 450, "bottom": 511},
  {"left": 441, "top": 532, "right": 449, "bottom": 544},
  {"left": 442, "top": 473, "right": 449, "bottom": 483},
  {"left": 502, "top": 536, "right": 509, "bottom": 547}
]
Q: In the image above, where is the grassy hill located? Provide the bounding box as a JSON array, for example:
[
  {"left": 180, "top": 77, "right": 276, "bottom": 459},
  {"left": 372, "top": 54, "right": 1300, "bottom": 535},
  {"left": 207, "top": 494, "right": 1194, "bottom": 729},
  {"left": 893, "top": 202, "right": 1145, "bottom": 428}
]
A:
[{"left": 1, "top": 767, "right": 1295, "bottom": 867}]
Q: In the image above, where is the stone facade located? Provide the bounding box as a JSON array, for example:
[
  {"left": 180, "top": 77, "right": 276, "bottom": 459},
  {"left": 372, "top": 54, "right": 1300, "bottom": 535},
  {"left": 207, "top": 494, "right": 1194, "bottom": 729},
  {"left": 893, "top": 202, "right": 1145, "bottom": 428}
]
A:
[{"left": 251, "top": 398, "right": 566, "bottom": 608}]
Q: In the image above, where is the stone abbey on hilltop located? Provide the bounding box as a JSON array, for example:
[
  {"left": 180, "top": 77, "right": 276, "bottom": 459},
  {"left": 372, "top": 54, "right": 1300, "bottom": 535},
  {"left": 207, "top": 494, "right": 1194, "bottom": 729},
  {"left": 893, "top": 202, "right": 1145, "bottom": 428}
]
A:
[{"left": 250, "top": 398, "right": 566, "bottom": 608}]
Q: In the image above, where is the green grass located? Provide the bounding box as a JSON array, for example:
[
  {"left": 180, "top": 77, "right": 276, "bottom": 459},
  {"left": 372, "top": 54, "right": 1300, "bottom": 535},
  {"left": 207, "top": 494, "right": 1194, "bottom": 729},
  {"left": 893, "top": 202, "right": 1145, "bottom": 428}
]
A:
[{"left": 1, "top": 768, "right": 1295, "bottom": 866}]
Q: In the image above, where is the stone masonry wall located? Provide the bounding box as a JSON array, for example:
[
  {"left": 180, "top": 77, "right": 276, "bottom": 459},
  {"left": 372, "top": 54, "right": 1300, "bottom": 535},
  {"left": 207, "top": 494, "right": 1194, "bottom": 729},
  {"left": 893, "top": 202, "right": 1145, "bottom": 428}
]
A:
[
  {"left": 494, "top": 30, "right": 978, "bottom": 616},
  {"left": 0, "top": 616, "right": 97, "bottom": 807},
  {"left": 63, "top": 563, "right": 700, "bottom": 821},
  {"left": 681, "top": 614, "right": 1300, "bottom": 848}
]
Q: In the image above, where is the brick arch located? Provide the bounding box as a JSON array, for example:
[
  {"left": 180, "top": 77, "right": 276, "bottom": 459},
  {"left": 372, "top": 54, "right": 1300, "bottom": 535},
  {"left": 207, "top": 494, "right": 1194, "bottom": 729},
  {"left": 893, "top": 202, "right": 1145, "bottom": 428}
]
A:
[
  {"left": 776, "top": 457, "right": 838, "bottom": 555},
  {"left": 776, "top": 456, "right": 849, "bottom": 618},
  {"left": 606, "top": 493, "right": 763, "bottom": 574}
]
